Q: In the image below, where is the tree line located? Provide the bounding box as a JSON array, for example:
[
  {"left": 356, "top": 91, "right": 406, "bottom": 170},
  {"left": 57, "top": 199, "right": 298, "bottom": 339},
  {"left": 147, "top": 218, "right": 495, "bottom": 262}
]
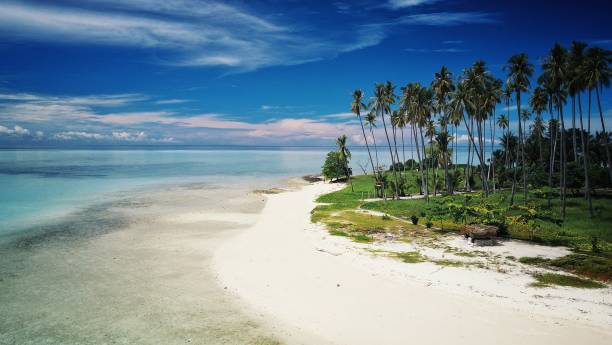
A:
[{"left": 348, "top": 41, "right": 611, "bottom": 219}]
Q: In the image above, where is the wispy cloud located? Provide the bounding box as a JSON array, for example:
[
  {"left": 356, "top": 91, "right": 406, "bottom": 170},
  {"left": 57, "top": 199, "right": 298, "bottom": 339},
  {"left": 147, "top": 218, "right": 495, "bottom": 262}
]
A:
[
  {"left": 442, "top": 40, "right": 464, "bottom": 44},
  {"left": 385, "top": 0, "right": 440, "bottom": 10},
  {"left": 398, "top": 12, "right": 498, "bottom": 26},
  {"left": 0, "top": 1, "right": 385, "bottom": 71},
  {"left": 405, "top": 47, "right": 470, "bottom": 53},
  {"left": 155, "top": 99, "right": 191, "bottom": 105},
  {"left": 0, "top": 91, "right": 363, "bottom": 145}
]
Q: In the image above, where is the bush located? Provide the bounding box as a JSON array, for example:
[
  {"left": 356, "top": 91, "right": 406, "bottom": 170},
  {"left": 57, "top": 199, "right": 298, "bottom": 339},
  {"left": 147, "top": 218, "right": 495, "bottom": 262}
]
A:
[
  {"left": 410, "top": 215, "right": 419, "bottom": 225},
  {"left": 425, "top": 220, "right": 433, "bottom": 229},
  {"left": 322, "top": 151, "right": 350, "bottom": 182},
  {"left": 497, "top": 221, "right": 509, "bottom": 237}
]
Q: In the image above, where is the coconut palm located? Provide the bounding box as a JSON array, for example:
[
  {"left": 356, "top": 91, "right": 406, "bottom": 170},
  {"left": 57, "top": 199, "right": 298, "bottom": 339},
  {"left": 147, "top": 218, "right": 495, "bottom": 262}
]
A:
[
  {"left": 336, "top": 134, "right": 352, "bottom": 190},
  {"left": 570, "top": 41, "right": 593, "bottom": 217},
  {"left": 530, "top": 87, "right": 548, "bottom": 164},
  {"left": 521, "top": 109, "right": 531, "bottom": 138},
  {"left": 352, "top": 90, "right": 376, "bottom": 181},
  {"left": 505, "top": 53, "right": 534, "bottom": 205},
  {"left": 370, "top": 82, "right": 399, "bottom": 199},
  {"left": 431, "top": 66, "right": 455, "bottom": 194},
  {"left": 402, "top": 82, "right": 428, "bottom": 196},
  {"left": 583, "top": 46, "right": 612, "bottom": 183},
  {"left": 364, "top": 111, "right": 380, "bottom": 172},
  {"left": 497, "top": 114, "right": 510, "bottom": 167},
  {"left": 541, "top": 43, "right": 569, "bottom": 217}
]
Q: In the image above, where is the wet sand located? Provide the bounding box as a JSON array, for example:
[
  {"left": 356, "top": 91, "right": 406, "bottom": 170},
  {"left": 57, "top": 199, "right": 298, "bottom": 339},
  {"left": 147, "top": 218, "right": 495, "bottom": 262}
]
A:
[{"left": 0, "top": 181, "right": 281, "bottom": 345}]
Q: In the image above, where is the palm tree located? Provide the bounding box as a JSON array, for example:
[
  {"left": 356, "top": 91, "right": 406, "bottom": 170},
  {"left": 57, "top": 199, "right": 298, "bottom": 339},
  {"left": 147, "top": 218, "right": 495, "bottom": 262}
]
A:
[
  {"left": 505, "top": 53, "right": 534, "bottom": 205},
  {"left": 402, "top": 82, "right": 428, "bottom": 196},
  {"left": 570, "top": 41, "right": 593, "bottom": 217},
  {"left": 352, "top": 90, "right": 376, "bottom": 181},
  {"left": 336, "top": 134, "right": 352, "bottom": 190},
  {"left": 426, "top": 119, "right": 437, "bottom": 196},
  {"left": 521, "top": 109, "right": 531, "bottom": 138},
  {"left": 529, "top": 86, "right": 548, "bottom": 164},
  {"left": 497, "top": 114, "right": 509, "bottom": 168},
  {"left": 371, "top": 82, "right": 399, "bottom": 199},
  {"left": 541, "top": 43, "right": 569, "bottom": 218},
  {"left": 431, "top": 66, "right": 455, "bottom": 194},
  {"left": 583, "top": 46, "right": 612, "bottom": 183},
  {"left": 364, "top": 111, "right": 380, "bottom": 172},
  {"left": 531, "top": 114, "right": 546, "bottom": 164}
]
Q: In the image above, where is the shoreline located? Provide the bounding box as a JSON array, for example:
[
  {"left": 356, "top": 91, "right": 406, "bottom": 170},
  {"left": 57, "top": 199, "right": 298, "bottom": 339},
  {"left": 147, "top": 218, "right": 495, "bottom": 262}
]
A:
[{"left": 213, "top": 181, "right": 612, "bottom": 345}]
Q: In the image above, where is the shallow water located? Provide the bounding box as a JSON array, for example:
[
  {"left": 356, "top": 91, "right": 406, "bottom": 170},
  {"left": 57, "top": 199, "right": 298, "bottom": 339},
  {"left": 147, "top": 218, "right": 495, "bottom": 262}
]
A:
[{"left": 0, "top": 182, "right": 280, "bottom": 345}]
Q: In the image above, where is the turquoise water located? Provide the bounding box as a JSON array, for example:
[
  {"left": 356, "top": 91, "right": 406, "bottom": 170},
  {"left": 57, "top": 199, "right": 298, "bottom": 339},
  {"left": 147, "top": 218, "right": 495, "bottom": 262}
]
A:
[{"left": 0, "top": 148, "right": 350, "bottom": 238}]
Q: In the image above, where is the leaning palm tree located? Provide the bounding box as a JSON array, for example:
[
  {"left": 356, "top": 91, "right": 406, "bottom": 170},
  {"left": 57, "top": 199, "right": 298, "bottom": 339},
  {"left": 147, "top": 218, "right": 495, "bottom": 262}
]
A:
[
  {"left": 583, "top": 46, "right": 612, "bottom": 183},
  {"left": 336, "top": 134, "right": 352, "bottom": 190},
  {"left": 352, "top": 90, "right": 376, "bottom": 182},
  {"left": 370, "top": 82, "right": 399, "bottom": 199},
  {"left": 505, "top": 53, "right": 534, "bottom": 205},
  {"left": 431, "top": 66, "right": 455, "bottom": 194},
  {"left": 364, "top": 110, "right": 380, "bottom": 171}
]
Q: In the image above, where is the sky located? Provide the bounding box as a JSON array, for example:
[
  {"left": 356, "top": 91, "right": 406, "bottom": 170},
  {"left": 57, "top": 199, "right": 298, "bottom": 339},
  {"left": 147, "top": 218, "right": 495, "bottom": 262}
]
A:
[{"left": 0, "top": 0, "right": 611, "bottom": 147}]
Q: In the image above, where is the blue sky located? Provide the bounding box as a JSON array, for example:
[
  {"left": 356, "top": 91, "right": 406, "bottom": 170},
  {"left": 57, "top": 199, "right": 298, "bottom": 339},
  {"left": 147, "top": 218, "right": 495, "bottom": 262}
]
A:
[{"left": 0, "top": 0, "right": 611, "bottom": 146}]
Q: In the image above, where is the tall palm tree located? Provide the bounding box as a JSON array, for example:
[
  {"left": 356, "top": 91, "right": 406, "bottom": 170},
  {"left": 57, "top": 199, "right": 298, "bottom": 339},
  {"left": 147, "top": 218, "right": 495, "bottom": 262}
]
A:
[
  {"left": 352, "top": 90, "right": 376, "bottom": 181},
  {"left": 336, "top": 134, "right": 352, "bottom": 190},
  {"left": 431, "top": 66, "right": 455, "bottom": 194},
  {"left": 426, "top": 119, "right": 437, "bottom": 196},
  {"left": 497, "top": 114, "right": 510, "bottom": 168},
  {"left": 402, "top": 82, "right": 428, "bottom": 196},
  {"left": 505, "top": 53, "right": 534, "bottom": 205},
  {"left": 583, "top": 46, "right": 612, "bottom": 183},
  {"left": 541, "top": 43, "right": 569, "bottom": 218},
  {"left": 391, "top": 110, "right": 404, "bottom": 180},
  {"left": 371, "top": 82, "right": 399, "bottom": 199},
  {"left": 529, "top": 86, "right": 548, "bottom": 164},
  {"left": 531, "top": 114, "right": 546, "bottom": 164},
  {"left": 570, "top": 41, "right": 593, "bottom": 217},
  {"left": 521, "top": 109, "right": 531, "bottom": 138}
]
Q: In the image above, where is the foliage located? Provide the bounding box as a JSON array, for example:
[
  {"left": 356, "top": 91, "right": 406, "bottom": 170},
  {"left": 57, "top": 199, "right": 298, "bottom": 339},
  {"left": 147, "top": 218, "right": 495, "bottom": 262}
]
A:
[
  {"left": 410, "top": 215, "right": 419, "bottom": 225},
  {"left": 530, "top": 273, "right": 606, "bottom": 289},
  {"left": 321, "top": 151, "right": 351, "bottom": 182}
]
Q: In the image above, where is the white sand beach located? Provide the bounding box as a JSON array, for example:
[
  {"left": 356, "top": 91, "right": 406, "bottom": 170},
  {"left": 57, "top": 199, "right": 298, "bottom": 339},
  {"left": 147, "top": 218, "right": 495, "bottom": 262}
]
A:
[{"left": 214, "top": 182, "right": 612, "bottom": 345}]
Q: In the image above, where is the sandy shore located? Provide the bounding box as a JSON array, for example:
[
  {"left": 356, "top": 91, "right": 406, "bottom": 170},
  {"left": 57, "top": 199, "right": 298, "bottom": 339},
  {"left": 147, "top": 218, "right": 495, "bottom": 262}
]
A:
[{"left": 214, "top": 182, "right": 612, "bottom": 345}]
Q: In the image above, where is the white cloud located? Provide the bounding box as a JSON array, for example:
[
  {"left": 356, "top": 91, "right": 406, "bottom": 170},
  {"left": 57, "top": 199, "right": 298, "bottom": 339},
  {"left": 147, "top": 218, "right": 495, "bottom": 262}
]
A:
[
  {"left": 53, "top": 131, "right": 106, "bottom": 140},
  {"left": 0, "top": 124, "right": 30, "bottom": 136}
]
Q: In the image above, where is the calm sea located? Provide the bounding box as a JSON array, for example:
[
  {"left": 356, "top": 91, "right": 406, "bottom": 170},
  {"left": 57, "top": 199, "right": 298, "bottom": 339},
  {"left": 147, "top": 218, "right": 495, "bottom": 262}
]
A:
[{"left": 0, "top": 145, "right": 487, "bottom": 238}]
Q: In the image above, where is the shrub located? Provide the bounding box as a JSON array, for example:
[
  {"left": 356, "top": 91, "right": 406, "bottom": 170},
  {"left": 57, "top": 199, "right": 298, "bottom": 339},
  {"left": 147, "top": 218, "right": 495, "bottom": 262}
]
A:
[
  {"left": 497, "top": 221, "right": 509, "bottom": 237},
  {"left": 410, "top": 215, "right": 419, "bottom": 225},
  {"left": 425, "top": 220, "right": 433, "bottom": 229}
]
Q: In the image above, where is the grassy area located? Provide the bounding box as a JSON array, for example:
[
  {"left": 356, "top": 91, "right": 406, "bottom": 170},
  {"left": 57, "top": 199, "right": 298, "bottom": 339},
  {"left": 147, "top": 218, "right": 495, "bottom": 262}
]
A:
[
  {"left": 530, "top": 273, "right": 606, "bottom": 289},
  {"left": 312, "top": 173, "right": 612, "bottom": 282}
]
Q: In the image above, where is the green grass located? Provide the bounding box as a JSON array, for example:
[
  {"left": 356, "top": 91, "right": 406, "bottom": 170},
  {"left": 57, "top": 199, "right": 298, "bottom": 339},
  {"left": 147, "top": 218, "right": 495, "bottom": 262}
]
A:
[
  {"left": 312, "top": 173, "right": 612, "bottom": 281},
  {"left": 530, "top": 273, "right": 606, "bottom": 289},
  {"left": 520, "top": 253, "right": 612, "bottom": 282},
  {"left": 393, "top": 251, "right": 424, "bottom": 263}
]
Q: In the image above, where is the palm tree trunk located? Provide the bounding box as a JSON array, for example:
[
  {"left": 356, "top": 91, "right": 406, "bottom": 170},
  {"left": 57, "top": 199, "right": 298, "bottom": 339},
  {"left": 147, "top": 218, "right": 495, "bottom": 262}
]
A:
[
  {"left": 419, "top": 126, "right": 429, "bottom": 201},
  {"left": 579, "top": 92, "right": 593, "bottom": 217},
  {"left": 357, "top": 113, "right": 377, "bottom": 181},
  {"left": 369, "top": 126, "right": 380, "bottom": 171},
  {"left": 381, "top": 109, "right": 399, "bottom": 199},
  {"left": 431, "top": 137, "right": 437, "bottom": 197},
  {"left": 518, "top": 94, "right": 527, "bottom": 204},
  {"left": 559, "top": 103, "right": 567, "bottom": 219},
  {"left": 595, "top": 84, "right": 612, "bottom": 183},
  {"left": 548, "top": 110, "right": 558, "bottom": 208},
  {"left": 462, "top": 113, "right": 488, "bottom": 193},
  {"left": 413, "top": 125, "right": 426, "bottom": 195},
  {"left": 401, "top": 126, "right": 407, "bottom": 182},
  {"left": 571, "top": 96, "right": 578, "bottom": 163},
  {"left": 491, "top": 113, "right": 496, "bottom": 192}
]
